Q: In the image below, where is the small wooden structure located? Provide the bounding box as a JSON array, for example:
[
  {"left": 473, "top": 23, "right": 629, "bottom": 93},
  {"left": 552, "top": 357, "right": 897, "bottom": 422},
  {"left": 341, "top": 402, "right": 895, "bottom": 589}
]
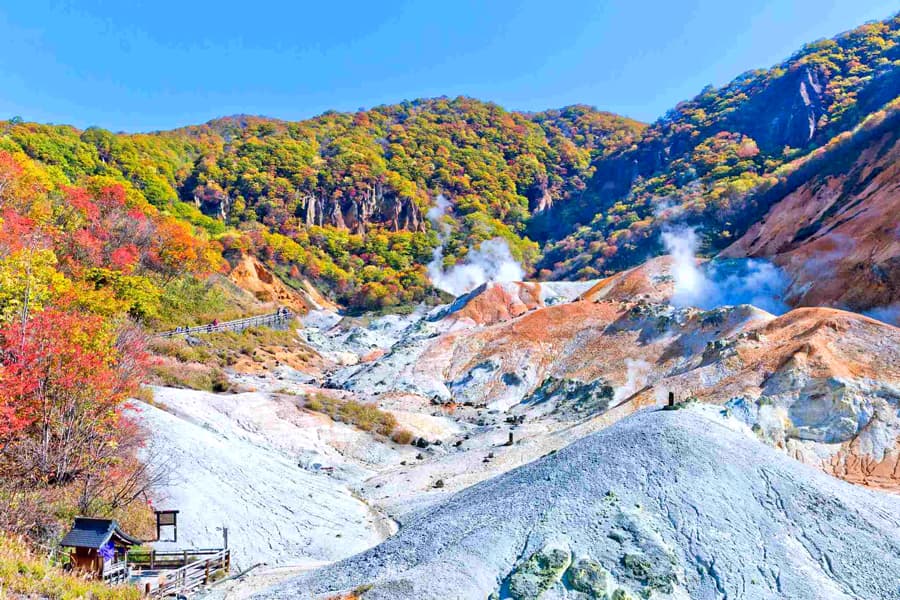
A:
[
  {"left": 155, "top": 510, "right": 179, "bottom": 543},
  {"left": 60, "top": 517, "right": 142, "bottom": 583}
]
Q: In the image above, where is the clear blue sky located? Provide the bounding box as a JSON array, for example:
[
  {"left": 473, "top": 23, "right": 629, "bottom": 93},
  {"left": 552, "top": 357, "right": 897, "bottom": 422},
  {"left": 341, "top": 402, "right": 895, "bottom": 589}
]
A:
[{"left": 0, "top": 0, "right": 895, "bottom": 132}]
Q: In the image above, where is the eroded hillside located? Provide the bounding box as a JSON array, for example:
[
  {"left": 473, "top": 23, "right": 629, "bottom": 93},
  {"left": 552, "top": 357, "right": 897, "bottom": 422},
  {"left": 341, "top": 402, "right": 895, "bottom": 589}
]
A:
[
  {"left": 260, "top": 406, "right": 900, "bottom": 600},
  {"left": 723, "top": 110, "right": 900, "bottom": 312}
]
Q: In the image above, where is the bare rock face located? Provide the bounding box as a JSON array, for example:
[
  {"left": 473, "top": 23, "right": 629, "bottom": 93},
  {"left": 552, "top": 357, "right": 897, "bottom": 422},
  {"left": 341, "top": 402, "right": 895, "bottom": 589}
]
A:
[
  {"left": 764, "top": 65, "right": 826, "bottom": 150},
  {"left": 649, "top": 306, "right": 900, "bottom": 488},
  {"left": 439, "top": 280, "right": 596, "bottom": 327},
  {"left": 526, "top": 177, "right": 553, "bottom": 213},
  {"left": 193, "top": 183, "right": 231, "bottom": 219},
  {"left": 228, "top": 253, "right": 338, "bottom": 314},
  {"left": 724, "top": 121, "right": 900, "bottom": 312},
  {"left": 299, "top": 182, "right": 423, "bottom": 233},
  {"left": 374, "top": 192, "right": 423, "bottom": 232}
]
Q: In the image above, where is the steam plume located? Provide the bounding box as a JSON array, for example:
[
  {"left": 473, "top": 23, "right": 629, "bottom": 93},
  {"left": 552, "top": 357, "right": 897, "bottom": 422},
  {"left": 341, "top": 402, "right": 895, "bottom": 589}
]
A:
[
  {"left": 614, "top": 358, "right": 651, "bottom": 403},
  {"left": 662, "top": 226, "right": 789, "bottom": 314},
  {"left": 864, "top": 303, "right": 900, "bottom": 326},
  {"left": 426, "top": 195, "right": 525, "bottom": 296},
  {"left": 661, "top": 227, "right": 713, "bottom": 307}
]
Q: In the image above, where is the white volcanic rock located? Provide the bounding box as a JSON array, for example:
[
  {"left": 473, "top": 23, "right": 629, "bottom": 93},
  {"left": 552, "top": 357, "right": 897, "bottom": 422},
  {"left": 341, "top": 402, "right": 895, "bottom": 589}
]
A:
[
  {"left": 133, "top": 397, "right": 395, "bottom": 570},
  {"left": 146, "top": 386, "right": 406, "bottom": 477},
  {"left": 258, "top": 405, "right": 900, "bottom": 599},
  {"left": 300, "top": 307, "right": 430, "bottom": 360},
  {"left": 327, "top": 315, "right": 455, "bottom": 401}
]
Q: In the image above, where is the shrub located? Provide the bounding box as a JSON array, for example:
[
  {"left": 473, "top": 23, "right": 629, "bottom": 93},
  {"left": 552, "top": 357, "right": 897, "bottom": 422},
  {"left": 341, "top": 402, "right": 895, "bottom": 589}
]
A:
[
  {"left": 303, "top": 393, "right": 407, "bottom": 441},
  {"left": 390, "top": 428, "right": 415, "bottom": 445},
  {"left": 150, "top": 362, "right": 231, "bottom": 393},
  {"left": 132, "top": 385, "right": 156, "bottom": 404},
  {"left": 210, "top": 369, "right": 231, "bottom": 393}
]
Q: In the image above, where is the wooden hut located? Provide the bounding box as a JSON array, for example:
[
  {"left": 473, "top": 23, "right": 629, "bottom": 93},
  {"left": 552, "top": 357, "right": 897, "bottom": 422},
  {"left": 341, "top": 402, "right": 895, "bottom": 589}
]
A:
[{"left": 60, "top": 517, "right": 141, "bottom": 581}]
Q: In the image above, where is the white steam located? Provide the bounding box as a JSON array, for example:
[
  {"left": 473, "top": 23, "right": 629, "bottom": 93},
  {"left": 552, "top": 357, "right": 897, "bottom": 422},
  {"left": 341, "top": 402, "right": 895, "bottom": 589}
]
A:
[
  {"left": 652, "top": 197, "right": 685, "bottom": 220},
  {"left": 662, "top": 227, "right": 714, "bottom": 307},
  {"left": 428, "top": 240, "right": 525, "bottom": 296},
  {"left": 662, "top": 226, "right": 789, "bottom": 314},
  {"left": 426, "top": 195, "right": 525, "bottom": 297},
  {"left": 614, "top": 358, "right": 651, "bottom": 403},
  {"left": 426, "top": 194, "right": 452, "bottom": 231}
]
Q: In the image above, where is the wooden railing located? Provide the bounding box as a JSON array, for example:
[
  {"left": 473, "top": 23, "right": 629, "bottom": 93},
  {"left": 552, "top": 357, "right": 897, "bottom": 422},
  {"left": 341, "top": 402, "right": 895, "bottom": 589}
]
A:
[
  {"left": 129, "top": 548, "right": 227, "bottom": 570},
  {"left": 155, "top": 310, "right": 294, "bottom": 338},
  {"left": 136, "top": 549, "right": 230, "bottom": 598},
  {"left": 102, "top": 559, "right": 128, "bottom": 584}
]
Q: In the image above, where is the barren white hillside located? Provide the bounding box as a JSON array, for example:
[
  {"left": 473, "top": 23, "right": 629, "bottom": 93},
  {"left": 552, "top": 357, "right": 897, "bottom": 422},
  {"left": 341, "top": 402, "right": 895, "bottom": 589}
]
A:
[
  {"left": 133, "top": 399, "right": 394, "bottom": 570},
  {"left": 145, "top": 386, "right": 410, "bottom": 478},
  {"left": 259, "top": 405, "right": 900, "bottom": 600}
]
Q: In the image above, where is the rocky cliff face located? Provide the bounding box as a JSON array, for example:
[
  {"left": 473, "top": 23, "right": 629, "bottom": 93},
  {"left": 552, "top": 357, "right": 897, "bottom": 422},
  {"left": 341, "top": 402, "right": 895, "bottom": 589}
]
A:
[
  {"left": 724, "top": 64, "right": 828, "bottom": 153},
  {"left": 298, "top": 183, "right": 424, "bottom": 234},
  {"left": 228, "top": 253, "right": 338, "bottom": 314},
  {"left": 196, "top": 181, "right": 425, "bottom": 234},
  {"left": 193, "top": 183, "right": 232, "bottom": 219}
]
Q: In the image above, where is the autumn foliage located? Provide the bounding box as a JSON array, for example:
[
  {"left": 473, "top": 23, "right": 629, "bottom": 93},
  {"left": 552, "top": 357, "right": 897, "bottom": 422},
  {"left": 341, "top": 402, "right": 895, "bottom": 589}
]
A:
[
  {"left": 0, "top": 148, "right": 219, "bottom": 540},
  {"left": 0, "top": 308, "right": 154, "bottom": 539},
  {"left": 0, "top": 309, "right": 144, "bottom": 484}
]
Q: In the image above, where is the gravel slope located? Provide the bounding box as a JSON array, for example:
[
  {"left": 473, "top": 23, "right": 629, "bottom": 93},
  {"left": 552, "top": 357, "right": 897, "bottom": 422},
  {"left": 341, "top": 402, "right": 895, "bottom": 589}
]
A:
[{"left": 258, "top": 405, "right": 900, "bottom": 599}]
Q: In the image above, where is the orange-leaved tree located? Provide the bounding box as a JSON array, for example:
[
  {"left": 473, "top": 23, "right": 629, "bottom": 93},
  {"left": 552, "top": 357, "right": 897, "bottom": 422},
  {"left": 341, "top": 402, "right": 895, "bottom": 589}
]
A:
[{"left": 0, "top": 308, "right": 150, "bottom": 527}]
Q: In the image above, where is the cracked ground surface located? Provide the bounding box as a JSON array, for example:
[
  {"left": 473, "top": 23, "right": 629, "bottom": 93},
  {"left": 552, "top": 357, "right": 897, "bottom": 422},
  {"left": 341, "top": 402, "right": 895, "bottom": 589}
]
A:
[{"left": 258, "top": 405, "right": 900, "bottom": 599}]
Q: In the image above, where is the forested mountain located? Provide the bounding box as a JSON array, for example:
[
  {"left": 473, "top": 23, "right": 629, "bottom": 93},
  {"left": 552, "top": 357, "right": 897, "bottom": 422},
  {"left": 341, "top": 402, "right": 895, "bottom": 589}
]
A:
[
  {"left": 0, "top": 101, "right": 643, "bottom": 309},
  {"left": 0, "top": 14, "right": 898, "bottom": 312},
  {"left": 535, "top": 14, "right": 900, "bottom": 282}
]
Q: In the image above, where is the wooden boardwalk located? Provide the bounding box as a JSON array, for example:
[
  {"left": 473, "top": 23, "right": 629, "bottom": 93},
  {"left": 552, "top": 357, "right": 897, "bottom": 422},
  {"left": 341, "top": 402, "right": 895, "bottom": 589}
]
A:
[
  {"left": 156, "top": 310, "right": 294, "bottom": 338},
  {"left": 130, "top": 548, "right": 231, "bottom": 598}
]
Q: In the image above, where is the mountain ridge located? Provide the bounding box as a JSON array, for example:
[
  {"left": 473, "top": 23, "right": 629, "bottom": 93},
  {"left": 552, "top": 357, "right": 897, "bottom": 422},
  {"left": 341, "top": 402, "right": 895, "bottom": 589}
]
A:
[{"left": 1, "top": 14, "right": 898, "bottom": 314}]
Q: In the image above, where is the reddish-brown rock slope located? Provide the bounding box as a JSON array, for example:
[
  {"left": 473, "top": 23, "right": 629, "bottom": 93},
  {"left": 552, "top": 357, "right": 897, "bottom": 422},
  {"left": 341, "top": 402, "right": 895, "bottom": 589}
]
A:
[{"left": 724, "top": 127, "right": 900, "bottom": 313}]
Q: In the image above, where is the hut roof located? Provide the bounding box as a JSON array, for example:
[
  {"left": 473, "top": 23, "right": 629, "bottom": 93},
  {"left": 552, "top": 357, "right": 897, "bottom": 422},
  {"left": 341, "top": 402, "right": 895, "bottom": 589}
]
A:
[{"left": 60, "top": 517, "right": 142, "bottom": 549}]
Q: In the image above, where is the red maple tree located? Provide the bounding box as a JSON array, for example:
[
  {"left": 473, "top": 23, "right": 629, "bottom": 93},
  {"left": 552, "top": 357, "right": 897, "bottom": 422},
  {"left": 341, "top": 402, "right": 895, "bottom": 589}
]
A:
[{"left": 0, "top": 309, "right": 146, "bottom": 488}]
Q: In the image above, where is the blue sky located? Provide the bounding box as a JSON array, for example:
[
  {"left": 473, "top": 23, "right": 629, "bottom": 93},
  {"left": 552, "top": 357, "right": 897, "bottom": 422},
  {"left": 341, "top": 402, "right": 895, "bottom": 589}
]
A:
[{"left": 0, "top": 0, "right": 895, "bottom": 132}]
